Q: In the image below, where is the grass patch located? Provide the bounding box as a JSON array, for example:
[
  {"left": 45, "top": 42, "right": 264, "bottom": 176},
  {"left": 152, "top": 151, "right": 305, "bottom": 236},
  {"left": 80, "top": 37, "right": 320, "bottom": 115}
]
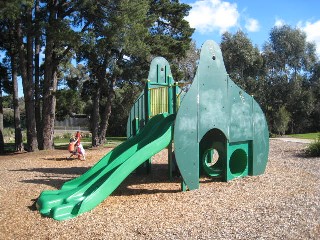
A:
[
  {"left": 305, "top": 133, "right": 320, "bottom": 157},
  {"left": 106, "top": 136, "right": 127, "bottom": 141},
  {"left": 287, "top": 132, "right": 320, "bottom": 140},
  {"left": 54, "top": 137, "right": 92, "bottom": 144},
  {"left": 54, "top": 136, "right": 126, "bottom": 150}
]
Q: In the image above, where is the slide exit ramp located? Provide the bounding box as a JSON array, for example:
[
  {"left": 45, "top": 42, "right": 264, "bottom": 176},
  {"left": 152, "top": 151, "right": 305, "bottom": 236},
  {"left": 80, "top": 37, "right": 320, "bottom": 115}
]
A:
[{"left": 37, "top": 113, "right": 175, "bottom": 221}]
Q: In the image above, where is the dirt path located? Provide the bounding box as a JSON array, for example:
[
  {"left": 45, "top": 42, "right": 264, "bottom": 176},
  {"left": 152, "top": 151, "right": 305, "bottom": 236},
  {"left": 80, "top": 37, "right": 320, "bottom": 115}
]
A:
[{"left": 272, "top": 137, "right": 313, "bottom": 144}]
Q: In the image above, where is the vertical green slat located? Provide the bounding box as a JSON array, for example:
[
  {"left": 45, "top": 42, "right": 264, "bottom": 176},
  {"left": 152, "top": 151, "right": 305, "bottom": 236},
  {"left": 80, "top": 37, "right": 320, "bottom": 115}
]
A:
[{"left": 145, "top": 80, "right": 150, "bottom": 123}]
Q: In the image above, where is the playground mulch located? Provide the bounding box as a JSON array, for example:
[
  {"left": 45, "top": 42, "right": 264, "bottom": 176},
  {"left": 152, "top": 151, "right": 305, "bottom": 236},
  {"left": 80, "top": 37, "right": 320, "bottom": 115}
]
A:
[{"left": 0, "top": 140, "right": 319, "bottom": 239}]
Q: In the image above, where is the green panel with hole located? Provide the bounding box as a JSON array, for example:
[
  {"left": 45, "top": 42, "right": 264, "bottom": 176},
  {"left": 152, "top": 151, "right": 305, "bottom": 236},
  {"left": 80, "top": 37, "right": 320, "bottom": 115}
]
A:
[{"left": 225, "top": 141, "right": 250, "bottom": 181}]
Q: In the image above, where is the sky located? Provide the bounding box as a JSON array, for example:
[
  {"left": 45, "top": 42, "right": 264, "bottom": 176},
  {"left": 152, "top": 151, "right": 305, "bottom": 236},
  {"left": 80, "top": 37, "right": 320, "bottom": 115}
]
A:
[{"left": 181, "top": 0, "right": 320, "bottom": 55}]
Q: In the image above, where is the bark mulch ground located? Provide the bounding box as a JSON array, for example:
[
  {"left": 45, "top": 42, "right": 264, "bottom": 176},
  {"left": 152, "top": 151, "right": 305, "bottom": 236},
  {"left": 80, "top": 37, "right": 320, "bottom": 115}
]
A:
[{"left": 0, "top": 140, "right": 319, "bottom": 239}]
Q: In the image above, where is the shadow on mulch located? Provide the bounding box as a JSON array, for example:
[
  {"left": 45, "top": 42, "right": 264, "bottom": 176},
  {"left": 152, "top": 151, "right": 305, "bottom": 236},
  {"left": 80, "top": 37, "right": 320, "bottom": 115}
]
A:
[
  {"left": 29, "top": 199, "right": 38, "bottom": 211},
  {"left": 289, "top": 149, "right": 319, "bottom": 159},
  {"left": 16, "top": 163, "right": 184, "bottom": 196},
  {"left": 41, "top": 157, "right": 80, "bottom": 161},
  {"left": 23, "top": 164, "right": 225, "bottom": 214},
  {"left": 14, "top": 162, "right": 224, "bottom": 203},
  {"left": 11, "top": 166, "right": 89, "bottom": 188}
]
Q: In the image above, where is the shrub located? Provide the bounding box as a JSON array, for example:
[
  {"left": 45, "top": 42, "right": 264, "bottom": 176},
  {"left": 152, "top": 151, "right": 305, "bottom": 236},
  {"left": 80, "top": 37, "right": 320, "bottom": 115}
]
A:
[{"left": 305, "top": 134, "right": 320, "bottom": 157}]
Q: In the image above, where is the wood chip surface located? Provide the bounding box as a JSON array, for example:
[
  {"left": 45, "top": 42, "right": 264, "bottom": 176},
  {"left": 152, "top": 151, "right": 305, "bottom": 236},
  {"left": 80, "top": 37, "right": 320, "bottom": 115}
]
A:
[{"left": 0, "top": 140, "right": 319, "bottom": 239}]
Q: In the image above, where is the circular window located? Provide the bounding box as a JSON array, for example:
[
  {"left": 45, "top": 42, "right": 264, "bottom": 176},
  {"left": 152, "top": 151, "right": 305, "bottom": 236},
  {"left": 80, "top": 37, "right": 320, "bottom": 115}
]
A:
[
  {"left": 202, "top": 148, "right": 223, "bottom": 177},
  {"left": 229, "top": 149, "right": 247, "bottom": 177},
  {"left": 205, "top": 149, "right": 219, "bottom": 167}
]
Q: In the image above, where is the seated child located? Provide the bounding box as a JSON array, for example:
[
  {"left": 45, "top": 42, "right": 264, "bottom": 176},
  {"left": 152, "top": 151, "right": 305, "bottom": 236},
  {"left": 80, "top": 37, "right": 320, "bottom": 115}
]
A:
[{"left": 68, "top": 137, "right": 86, "bottom": 160}]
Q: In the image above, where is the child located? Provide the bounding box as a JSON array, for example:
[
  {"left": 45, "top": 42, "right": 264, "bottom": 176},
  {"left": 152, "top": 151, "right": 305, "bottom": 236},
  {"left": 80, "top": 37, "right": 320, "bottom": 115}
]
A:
[
  {"left": 77, "top": 142, "right": 86, "bottom": 160},
  {"left": 67, "top": 137, "right": 78, "bottom": 159},
  {"left": 67, "top": 135, "right": 86, "bottom": 160},
  {"left": 74, "top": 131, "right": 86, "bottom": 160}
]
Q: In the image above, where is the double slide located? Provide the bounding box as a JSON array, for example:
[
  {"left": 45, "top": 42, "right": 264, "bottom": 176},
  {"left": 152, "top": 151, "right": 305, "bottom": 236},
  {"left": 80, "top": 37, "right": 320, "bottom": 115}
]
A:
[{"left": 37, "top": 113, "right": 175, "bottom": 221}]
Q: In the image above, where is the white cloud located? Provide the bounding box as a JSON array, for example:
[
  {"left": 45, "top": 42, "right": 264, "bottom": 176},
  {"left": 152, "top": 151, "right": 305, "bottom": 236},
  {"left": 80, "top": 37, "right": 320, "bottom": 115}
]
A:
[
  {"left": 185, "top": 0, "right": 240, "bottom": 34},
  {"left": 300, "top": 20, "right": 320, "bottom": 56},
  {"left": 274, "top": 18, "right": 285, "bottom": 27},
  {"left": 245, "top": 18, "right": 260, "bottom": 32}
]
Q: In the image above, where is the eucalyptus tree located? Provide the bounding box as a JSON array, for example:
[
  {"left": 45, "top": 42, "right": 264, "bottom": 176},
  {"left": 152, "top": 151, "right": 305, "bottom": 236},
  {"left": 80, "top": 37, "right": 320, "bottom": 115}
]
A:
[
  {"left": 78, "top": 0, "right": 151, "bottom": 146},
  {"left": 263, "top": 25, "right": 317, "bottom": 133},
  {"left": 172, "top": 41, "right": 199, "bottom": 83},
  {"left": 309, "top": 62, "right": 320, "bottom": 131},
  {"left": 148, "top": 0, "right": 194, "bottom": 78},
  {"left": 220, "top": 30, "right": 263, "bottom": 95},
  {"left": 0, "top": 2, "right": 28, "bottom": 151},
  {"left": 40, "top": 0, "right": 92, "bottom": 149},
  {"left": 79, "top": 0, "right": 194, "bottom": 146},
  {"left": 0, "top": 64, "right": 7, "bottom": 153}
]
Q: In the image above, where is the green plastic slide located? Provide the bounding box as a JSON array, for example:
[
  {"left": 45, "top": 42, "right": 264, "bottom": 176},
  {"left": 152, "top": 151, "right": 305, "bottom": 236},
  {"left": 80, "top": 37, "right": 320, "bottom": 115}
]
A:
[{"left": 37, "top": 113, "right": 175, "bottom": 221}]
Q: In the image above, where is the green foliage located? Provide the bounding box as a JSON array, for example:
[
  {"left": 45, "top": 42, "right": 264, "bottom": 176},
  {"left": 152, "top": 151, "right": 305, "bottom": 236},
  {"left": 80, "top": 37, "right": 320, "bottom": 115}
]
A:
[
  {"left": 108, "top": 82, "right": 142, "bottom": 136},
  {"left": 221, "top": 30, "right": 263, "bottom": 94},
  {"left": 262, "top": 25, "right": 318, "bottom": 134},
  {"left": 266, "top": 25, "right": 316, "bottom": 73},
  {"left": 55, "top": 89, "right": 86, "bottom": 121},
  {"left": 147, "top": 0, "right": 194, "bottom": 79},
  {"left": 2, "top": 127, "right": 14, "bottom": 141},
  {"left": 273, "top": 106, "right": 291, "bottom": 135},
  {"left": 305, "top": 134, "right": 320, "bottom": 157},
  {"left": 173, "top": 41, "right": 199, "bottom": 82},
  {"left": 1, "top": 95, "right": 13, "bottom": 108},
  {"left": 3, "top": 108, "right": 14, "bottom": 127},
  {"left": 2, "top": 127, "right": 26, "bottom": 143}
]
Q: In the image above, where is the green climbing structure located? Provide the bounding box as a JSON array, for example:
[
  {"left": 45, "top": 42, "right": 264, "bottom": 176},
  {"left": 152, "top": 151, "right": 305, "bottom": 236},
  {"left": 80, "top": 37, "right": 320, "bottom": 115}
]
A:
[{"left": 174, "top": 40, "right": 269, "bottom": 190}]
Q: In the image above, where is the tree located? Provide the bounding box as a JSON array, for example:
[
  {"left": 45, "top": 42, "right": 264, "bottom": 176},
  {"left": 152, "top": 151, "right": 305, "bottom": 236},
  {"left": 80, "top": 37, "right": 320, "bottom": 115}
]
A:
[
  {"left": 172, "top": 41, "right": 199, "bottom": 83},
  {"left": 263, "top": 25, "right": 317, "bottom": 133},
  {"left": 41, "top": 0, "right": 87, "bottom": 149},
  {"left": 77, "top": 0, "right": 193, "bottom": 146},
  {"left": 1, "top": 0, "right": 194, "bottom": 150},
  {"left": 221, "top": 30, "right": 263, "bottom": 94},
  {"left": 0, "top": 64, "right": 6, "bottom": 153},
  {"left": 309, "top": 62, "right": 320, "bottom": 131},
  {"left": 17, "top": 2, "right": 38, "bottom": 151},
  {"left": 77, "top": 0, "right": 151, "bottom": 146},
  {"left": 265, "top": 25, "right": 316, "bottom": 78},
  {"left": 108, "top": 82, "right": 142, "bottom": 137},
  {"left": 0, "top": 5, "right": 24, "bottom": 152},
  {"left": 273, "top": 106, "right": 291, "bottom": 135},
  {"left": 148, "top": 0, "right": 194, "bottom": 78}
]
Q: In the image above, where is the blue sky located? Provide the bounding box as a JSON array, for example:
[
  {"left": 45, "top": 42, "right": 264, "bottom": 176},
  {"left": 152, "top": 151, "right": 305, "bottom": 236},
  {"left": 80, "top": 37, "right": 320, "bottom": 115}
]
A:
[{"left": 181, "top": 0, "right": 320, "bottom": 55}]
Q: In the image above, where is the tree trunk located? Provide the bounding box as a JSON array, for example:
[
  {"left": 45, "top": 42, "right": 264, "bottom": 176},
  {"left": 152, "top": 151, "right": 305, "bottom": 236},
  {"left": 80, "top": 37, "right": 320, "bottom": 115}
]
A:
[
  {"left": 42, "top": 4, "right": 58, "bottom": 150},
  {"left": 0, "top": 87, "right": 4, "bottom": 154},
  {"left": 34, "top": 0, "right": 43, "bottom": 149},
  {"left": 11, "top": 54, "right": 23, "bottom": 152},
  {"left": 16, "top": 17, "right": 38, "bottom": 152},
  {"left": 91, "top": 86, "right": 100, "bottom": 147},
  {"left": 42, "top": 60, "right": 57, "bottom": 149},
  {"left": 99, "top": 78, "right": 116, "bottom": 144}
]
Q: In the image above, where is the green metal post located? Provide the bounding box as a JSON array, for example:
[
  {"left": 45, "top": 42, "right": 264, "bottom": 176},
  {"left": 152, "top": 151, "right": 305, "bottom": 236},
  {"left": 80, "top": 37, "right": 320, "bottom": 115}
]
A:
[
  {"left": 132, "top": 118, "right": 139, "bottom": 136},
  {"left": 181, "top": 180, "right": 187, "bottom": 192},
  {"left": 172, "top": 82, "right": 178, "bottom": 114},
  {"left": 168, "top": 142, "right": 173, "bottom": 180},
  {"left": 167, "top": 76, "right": 173, "bottom": 114},
  {"left": 140, "top": 80, "right": 151, "bottom": 174},
  {"left": 144, "top": 80, "right": 151, "bottom": 123}
]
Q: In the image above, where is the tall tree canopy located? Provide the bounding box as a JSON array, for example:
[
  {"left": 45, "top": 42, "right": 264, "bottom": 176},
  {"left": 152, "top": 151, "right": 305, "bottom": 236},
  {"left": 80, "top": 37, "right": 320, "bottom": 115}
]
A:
[
  {"left": 0, "top": 0, "right": 194, "bottom": 149},
  {"left": 221, "top": 26, "right": 319, "bottom": 134}
]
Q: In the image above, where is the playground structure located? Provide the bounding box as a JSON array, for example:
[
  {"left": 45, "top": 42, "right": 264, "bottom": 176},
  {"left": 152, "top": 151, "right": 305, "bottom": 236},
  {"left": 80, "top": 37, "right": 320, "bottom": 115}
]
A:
[{"left": 36, "top": 40, "right": 269, "bottom": 220}]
